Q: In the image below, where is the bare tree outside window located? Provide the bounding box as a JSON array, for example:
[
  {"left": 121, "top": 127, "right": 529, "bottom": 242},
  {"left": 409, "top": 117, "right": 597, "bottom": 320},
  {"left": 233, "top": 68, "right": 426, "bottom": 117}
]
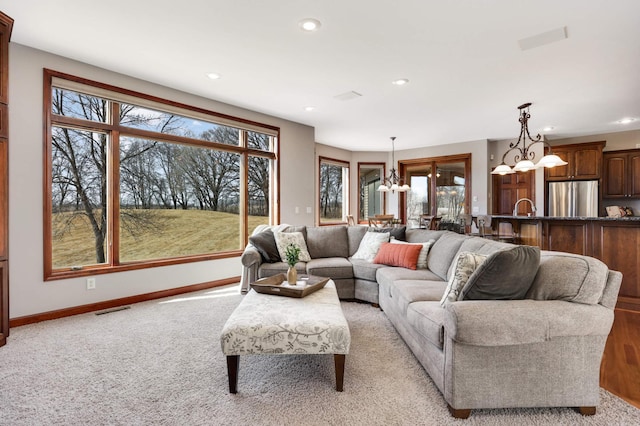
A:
[
  {"left": 319, "top": 158, "right": 349, "bottom": 224},
  {"left": 46, "top": 75, "right": 277, "bottom": 277}
]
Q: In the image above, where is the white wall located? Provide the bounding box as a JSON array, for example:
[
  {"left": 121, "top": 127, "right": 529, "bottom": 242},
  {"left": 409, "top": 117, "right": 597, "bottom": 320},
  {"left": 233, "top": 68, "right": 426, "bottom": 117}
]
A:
[{"left": 8, "top": 43, "right": 316, "bottom": 318}]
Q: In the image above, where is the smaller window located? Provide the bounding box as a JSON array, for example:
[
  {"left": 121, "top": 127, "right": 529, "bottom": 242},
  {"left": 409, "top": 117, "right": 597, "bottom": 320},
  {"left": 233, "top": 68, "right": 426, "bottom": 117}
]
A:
[
  {"left": 357, "top": 162, "right": 386, "bottom": 223},
  {"left": 319, "top": 157, "right": 349, "bottom": 225}
]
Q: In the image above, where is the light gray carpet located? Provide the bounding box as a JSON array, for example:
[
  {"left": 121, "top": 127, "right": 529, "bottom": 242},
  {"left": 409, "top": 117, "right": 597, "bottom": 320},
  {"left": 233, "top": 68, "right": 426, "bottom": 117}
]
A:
[{"left": 1, "top": 284, "right": 638, "bottom": 426}]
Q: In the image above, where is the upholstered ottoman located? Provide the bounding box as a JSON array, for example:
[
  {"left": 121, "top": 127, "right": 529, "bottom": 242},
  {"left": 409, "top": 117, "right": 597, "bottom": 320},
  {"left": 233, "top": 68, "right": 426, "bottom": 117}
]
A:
[{"left": 220, "top": 280, "right": 351, "bottom": 392}]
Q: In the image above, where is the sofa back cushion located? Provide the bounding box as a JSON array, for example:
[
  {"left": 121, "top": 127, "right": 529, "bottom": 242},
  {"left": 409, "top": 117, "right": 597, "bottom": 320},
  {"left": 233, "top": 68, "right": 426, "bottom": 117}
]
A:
[
  {"left": 427, "top": 232, "right": 468, "bottom": 280},
  {"left": 306, "top": 226, "right": 349, "bottom": 258},
  {"left": 405, "top": 229, "right": 446, "bottom": 244},
  {"left": 460, "top": 245, "right": 540, "bottom": 300},
  {"left": 526, "top": 251, "right": 609, "bottom": 305},
  {"left": 347, "top": 226, "right": 367, "bottom": 256},
  {"left": 446, "top": 236, "right": 516, "bottom": 279}
]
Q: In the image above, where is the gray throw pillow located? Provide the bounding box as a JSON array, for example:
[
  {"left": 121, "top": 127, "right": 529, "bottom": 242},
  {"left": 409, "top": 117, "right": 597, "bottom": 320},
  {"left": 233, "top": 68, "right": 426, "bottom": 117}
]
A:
[
  {"left": 460, "top": 245, "right": 540, "bottom": 300},
  {"left": 249, "top": 230, "right": 281, "bottom": 263},
  {"left": 369, "top": 226, "right": 406, "bottom": 241}
]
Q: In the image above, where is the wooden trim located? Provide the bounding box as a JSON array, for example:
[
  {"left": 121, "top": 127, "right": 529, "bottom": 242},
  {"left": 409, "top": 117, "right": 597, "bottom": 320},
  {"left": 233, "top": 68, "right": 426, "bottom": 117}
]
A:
[
  {"left": 10, "top": 276, "right": 241, "bottom": 327},
  {"left": 616, "top": 296, "right": 640, "bottom": 312},
  {"left": 44, "top": 69, "right": 279, "bottom": 133},
  {"left": 45, "top": 250, "right": 243, "bottom": 281}
]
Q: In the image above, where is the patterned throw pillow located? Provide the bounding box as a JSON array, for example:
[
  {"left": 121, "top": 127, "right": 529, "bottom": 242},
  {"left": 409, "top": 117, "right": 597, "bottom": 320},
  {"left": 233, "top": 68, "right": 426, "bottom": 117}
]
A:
[
  {"left": 273, "top": 231, "right": 312, "bottom": 262},
  {"left": 391, "top": 238, "right": 435, "bottom": 269},
  {"left": 373, "top": 242, "right": 423, "bottom": 270},
  {"left": 351, "top": 231, "right": 390, "bottom": 262},
  {"left": 439, "top": 251, "right": 488, "bottom": 307}
]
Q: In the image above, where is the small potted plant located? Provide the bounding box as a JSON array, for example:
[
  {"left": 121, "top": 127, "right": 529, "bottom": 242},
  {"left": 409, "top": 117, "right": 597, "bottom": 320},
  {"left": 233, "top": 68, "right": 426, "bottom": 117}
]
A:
[{"left": 284, "top": 243, "right": 301, "bottom": 285}]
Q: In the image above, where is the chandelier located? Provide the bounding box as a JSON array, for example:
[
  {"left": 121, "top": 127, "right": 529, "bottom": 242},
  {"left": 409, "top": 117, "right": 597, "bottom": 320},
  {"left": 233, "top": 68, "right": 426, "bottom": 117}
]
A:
[
  {"left": 377, "top": 137, "right": 410, "bottom": 192},
  {"left": 491, "top": 103, "right": 567, "bottom": 175}
]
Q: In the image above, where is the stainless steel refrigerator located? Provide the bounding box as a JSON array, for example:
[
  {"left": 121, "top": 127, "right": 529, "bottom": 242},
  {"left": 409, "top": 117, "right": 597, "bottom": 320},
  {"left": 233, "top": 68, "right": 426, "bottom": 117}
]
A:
[{"left": 547, "top": 180, "right": 599, "bottom": 217}]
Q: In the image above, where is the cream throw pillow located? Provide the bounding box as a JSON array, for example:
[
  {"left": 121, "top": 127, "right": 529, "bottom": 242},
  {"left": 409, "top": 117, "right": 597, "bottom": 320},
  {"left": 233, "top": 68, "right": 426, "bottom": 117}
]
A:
[
  {"left": 440, "top": 251, "right": 487, "bottom": 306},
  {"left": 352, "top": 231, "right": 390, "bottom": 262},
  {"left": 391, "top": 238, "right": 435, "bottom": 269},
  {"left": 273, "top": 231, "right": 311, "bottom": 262}
]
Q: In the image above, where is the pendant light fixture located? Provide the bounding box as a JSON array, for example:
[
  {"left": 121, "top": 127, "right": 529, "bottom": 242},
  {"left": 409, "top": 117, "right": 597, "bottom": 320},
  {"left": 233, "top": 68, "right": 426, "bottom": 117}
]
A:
[
  {"left": 492, "top": 103, "right": 568, "bottom": 175},
  {"left": 377, "top": 137, "right": 410, "bottom": 192}
]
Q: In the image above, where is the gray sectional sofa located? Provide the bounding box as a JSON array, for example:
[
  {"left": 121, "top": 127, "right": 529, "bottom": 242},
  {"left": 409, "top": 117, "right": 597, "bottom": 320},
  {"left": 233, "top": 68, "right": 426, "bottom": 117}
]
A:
[{"left": 239, "top": 225, "right": 622, "bottom": 418}]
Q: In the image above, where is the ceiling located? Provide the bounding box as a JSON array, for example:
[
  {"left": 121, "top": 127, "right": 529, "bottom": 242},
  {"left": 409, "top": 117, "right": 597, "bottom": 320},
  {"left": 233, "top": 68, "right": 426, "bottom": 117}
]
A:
[{"left": 2, "top": 1, "right": 640, "bottom": 151}]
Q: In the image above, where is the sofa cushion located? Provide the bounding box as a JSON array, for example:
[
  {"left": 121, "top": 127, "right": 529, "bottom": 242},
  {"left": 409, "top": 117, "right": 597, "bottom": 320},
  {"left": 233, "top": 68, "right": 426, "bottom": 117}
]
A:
[
  {"left": 387, "top": 280, "right": 448, "bottom": 315},
  {"left": 273, "top": 231, "right": 312, "bottom": 262},
  {"left": 405, "top": 229, "right": 446, "bottom": 244},
  {"left": 526, "top": 251, "right": 609, "bottom": 305},
  {"left": 351, "top": 231, "right": 389, "bottom": 261},
  {"left": 376, "top": 267, "right": 443, "bottom": 292},
  {"left": 306, "top": 226, "right": 349, "bottom": 258},
  {"left": 347, "top": 226, "right": 368, "bottom": 256},
  {"left": 406, "top": 301, "right": 445, "bottom": 349},
  {"left": 427, "top": 232, "right": 468, "bottom": 280},
  {"left": 460, "top": 245, "right": 540, "bottom": 300},
  {"left": 249, "top": 229, "right": 281, "bottom": 263},
  {"left": 373, "top": 242, "right": 423, "bottom": 270},
  {"left": 391, "top": 238, "right": 435, "bottom": 269},
  {"left": 440, "top": 251, "right": 488, "bottom": 306},
  {"left": 369, "top": 226, "right": 406, "bottom": 241},
  {"left": 306, "top": 257, "right": 354, "bottom": 279},
  {"left": 350, "top": 258, "right": 388, "bottom": 281}
]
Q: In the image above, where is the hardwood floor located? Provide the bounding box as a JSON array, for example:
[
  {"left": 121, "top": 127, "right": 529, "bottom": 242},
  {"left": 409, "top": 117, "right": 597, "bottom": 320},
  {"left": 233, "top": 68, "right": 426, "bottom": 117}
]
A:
[{"left": 601, "top": 309, "right": 640, "bottom": 409}]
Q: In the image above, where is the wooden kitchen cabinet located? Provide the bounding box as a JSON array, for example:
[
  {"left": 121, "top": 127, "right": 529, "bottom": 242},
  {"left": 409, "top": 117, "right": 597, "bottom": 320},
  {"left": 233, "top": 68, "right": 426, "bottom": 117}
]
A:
[
  {"left": 491, "top": 170, "right": 535, "bottom": 215},
  {"left": 545, "top": 141, "right": 605, "bottom": 181},
  {"left": 542, "top": 220, "right": 592, "bottom": 256},
  {"left": 592, "top": 221, "right": 640, "bottom": 311},
  {"left": 603, "top": 149, "right": 640, "bottom": 199}
]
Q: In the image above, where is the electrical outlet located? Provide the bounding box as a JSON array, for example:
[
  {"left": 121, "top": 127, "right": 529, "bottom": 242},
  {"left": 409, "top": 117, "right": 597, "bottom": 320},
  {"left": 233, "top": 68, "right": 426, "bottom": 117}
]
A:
[{"left": 86, "top": 278, "right": 96, "bottom": 290}]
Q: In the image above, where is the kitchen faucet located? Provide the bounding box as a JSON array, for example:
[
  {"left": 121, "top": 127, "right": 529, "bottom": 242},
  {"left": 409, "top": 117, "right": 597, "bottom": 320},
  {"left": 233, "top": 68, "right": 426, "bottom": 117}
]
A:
[{"left": 513, "top": 198, "right": 537, "bottom": 216}]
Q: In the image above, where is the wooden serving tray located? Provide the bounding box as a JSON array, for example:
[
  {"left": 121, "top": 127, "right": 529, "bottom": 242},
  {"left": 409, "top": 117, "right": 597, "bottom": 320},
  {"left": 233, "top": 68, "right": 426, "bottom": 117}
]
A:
[{"left": 250, "top": 274, "right": 330, "bottom": 298}]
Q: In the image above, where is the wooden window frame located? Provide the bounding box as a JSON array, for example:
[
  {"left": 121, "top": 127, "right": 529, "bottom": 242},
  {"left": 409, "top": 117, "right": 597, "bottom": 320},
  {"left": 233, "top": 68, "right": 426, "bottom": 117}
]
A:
[
  {"left": 357, "top": 162, "right": 386, "bottom": 224},
  {"left": 398, "top": 153, "right": 472, "bottom": 224},
  {"left": 43, "top": 69, "right": 280, "bottom": 280},
  {"left": 318, "top": 156, "right": 350, "bottom": 226}
]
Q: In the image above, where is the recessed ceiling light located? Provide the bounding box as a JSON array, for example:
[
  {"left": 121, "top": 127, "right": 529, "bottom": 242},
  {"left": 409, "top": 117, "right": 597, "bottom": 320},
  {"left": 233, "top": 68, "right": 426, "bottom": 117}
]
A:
[
  {"left": 543, "top": 126, "right": 555, "bottom": 132},
  {"left": 206, "top": 72, "right": 221, "bottom": 80},
  {"left": 299, "top": 18, "right": 321, "bottom": 32},
  {"left": 617, "top": 118, "right": 636, "bottom": 124},
  {"left": 392, "top": 78, "right": 409, "bottom": 86},
  {"left": 304, "top": 106, "right": 315, "bottom": 112}
]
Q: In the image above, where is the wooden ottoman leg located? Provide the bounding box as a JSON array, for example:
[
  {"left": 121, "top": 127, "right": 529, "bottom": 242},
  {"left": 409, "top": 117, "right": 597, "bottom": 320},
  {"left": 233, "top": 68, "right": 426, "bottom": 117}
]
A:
[
  {"left": 334, "top": 354, "right": 345, "bottom": 392},
  {"left": 226, "top": 355, "right": 239, "bottom": 394}
]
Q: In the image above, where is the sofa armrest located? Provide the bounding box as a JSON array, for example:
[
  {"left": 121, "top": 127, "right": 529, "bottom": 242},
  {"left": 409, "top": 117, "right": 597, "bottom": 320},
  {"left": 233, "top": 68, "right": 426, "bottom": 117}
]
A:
[
  {"left": 443, "top": 299, "right": 614, "bottom": 347},
  {"left": 241, "top": 245, "right": 262, "bottom": 267}
]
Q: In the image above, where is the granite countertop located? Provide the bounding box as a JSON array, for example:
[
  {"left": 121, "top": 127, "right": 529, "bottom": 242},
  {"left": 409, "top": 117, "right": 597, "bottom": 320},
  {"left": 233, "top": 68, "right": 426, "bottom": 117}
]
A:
[{"left": 491, "top": 215, "right": 640, "bottom": 221}]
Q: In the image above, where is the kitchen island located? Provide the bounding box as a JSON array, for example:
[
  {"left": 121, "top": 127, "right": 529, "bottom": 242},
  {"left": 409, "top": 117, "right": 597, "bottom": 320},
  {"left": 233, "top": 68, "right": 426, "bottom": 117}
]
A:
[{"left": 490, "top": 215, "right": 640, "bottom": 311}]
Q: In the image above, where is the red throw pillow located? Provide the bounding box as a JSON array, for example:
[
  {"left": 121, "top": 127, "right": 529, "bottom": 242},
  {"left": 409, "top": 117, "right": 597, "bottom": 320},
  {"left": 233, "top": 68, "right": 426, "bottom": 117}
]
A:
[{"left": 373, "top": 242, "right": 423, "bottom": 270}]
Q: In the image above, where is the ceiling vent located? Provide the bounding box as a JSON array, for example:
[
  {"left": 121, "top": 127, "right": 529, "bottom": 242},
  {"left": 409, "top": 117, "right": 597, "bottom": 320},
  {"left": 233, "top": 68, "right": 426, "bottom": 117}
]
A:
[
  {"left": 518, "top": 27, "right": 567, "bottom": 51},
  {"left": 334, "top": 91, "right": 362, "bottom": 101}
]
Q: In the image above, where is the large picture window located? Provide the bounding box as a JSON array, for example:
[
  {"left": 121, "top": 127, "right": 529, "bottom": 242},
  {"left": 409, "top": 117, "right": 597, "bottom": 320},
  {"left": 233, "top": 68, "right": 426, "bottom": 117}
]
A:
[{"left": 45, "top": 70, "right": 278, "bottom": 279}]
